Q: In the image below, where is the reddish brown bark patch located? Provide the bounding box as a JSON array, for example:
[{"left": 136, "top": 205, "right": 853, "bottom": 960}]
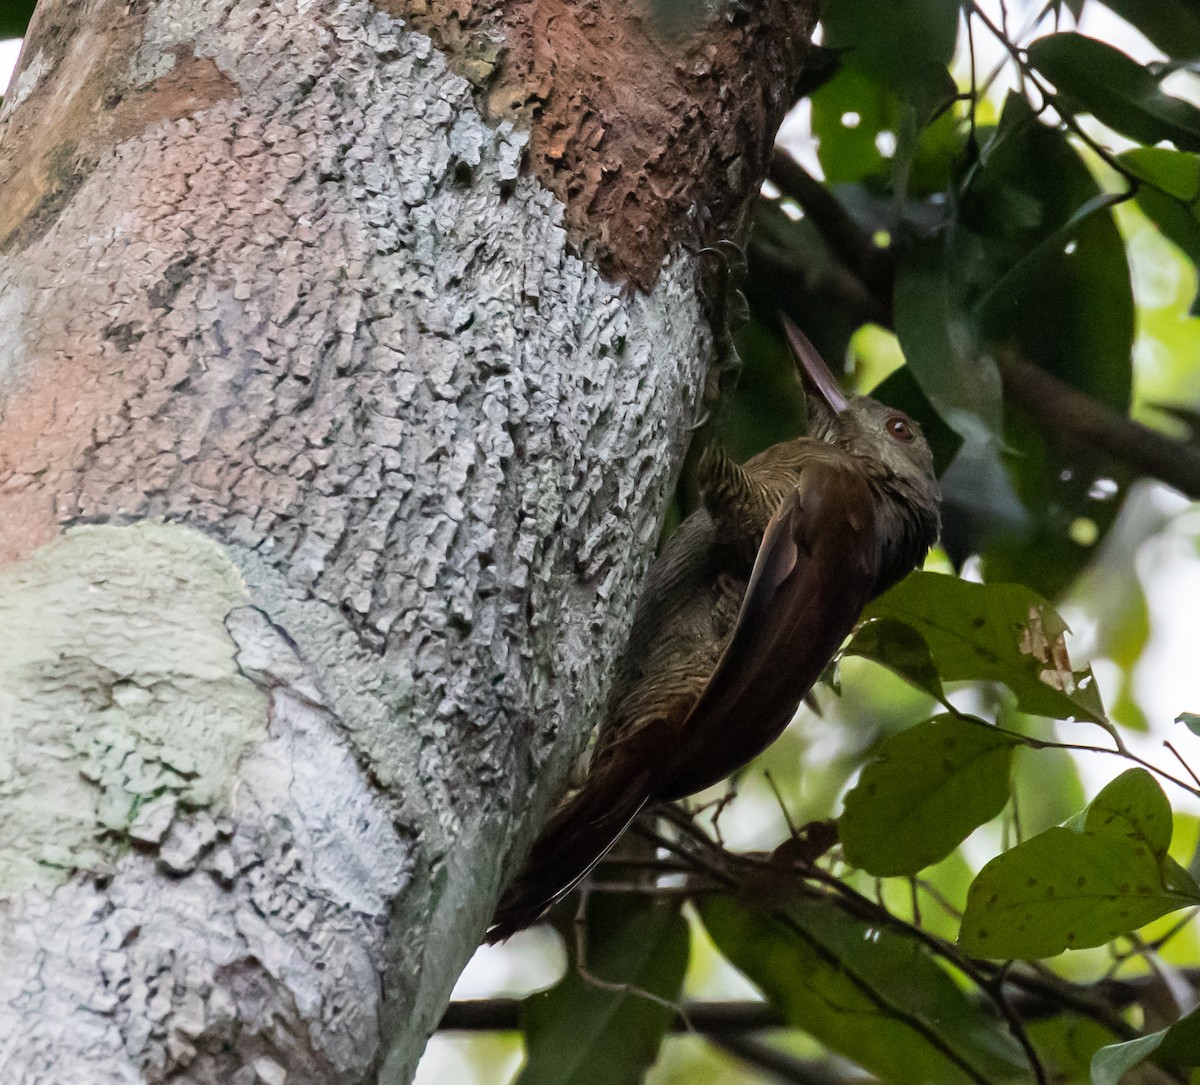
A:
[
  {"left": 0, "top": 356, "right": 122, "bottom": 565},
  {"left": 0, "top": 0, "right": 237, "bottom": 253},
  {"left": 393, "top": 0, "right": 816, "bottom": 288},
  {"left": 108, "top": 51, "right": 239, "bottom": 145}
]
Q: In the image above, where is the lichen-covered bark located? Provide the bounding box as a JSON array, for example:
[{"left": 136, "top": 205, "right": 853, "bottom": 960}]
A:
[{"left": 0, "top": 0, "right": 814, "bottom": 1081}]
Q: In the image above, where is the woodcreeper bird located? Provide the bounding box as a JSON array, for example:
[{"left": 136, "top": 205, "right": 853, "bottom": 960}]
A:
[{"left": 487, "top": 316, "right": 941, "bottom": 942}]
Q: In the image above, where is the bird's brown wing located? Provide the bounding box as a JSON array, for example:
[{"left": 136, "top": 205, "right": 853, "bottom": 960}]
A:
[
  {"left": 659, "top": 457, "right": 881, "bottom": 800},
  {"left": 488, "top": 458, "right": 882, "bottom": 940}
]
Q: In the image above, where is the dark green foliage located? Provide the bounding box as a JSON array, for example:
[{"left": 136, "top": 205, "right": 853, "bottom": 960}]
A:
[
  {"left": 0, "top": 1, "right": 35, "bottom": 39},
  {"left": 517, "top": 896, "right": 688, "bottom": 1085},
  {"left": 700, "top": 893, "right": 1029, "bottom": 1084},
  {"left": 821, "top": 0, "right": 958, "bottom": 123},
  {"left": 1094, "top": 0, "right": 1200, "bottom": 61},
  {"left": 1027, "top": 33, "right": 1200, "bottom": 152}
]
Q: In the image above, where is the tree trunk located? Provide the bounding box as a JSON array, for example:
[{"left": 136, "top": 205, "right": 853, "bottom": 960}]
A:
[{"left": 0, "top": 0, "right": 813, "bottom": 1080}]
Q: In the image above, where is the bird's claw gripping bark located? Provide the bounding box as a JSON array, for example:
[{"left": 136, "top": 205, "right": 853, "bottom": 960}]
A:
[{"left": 691, "top": 239, "right": 750, "bottom": 432}]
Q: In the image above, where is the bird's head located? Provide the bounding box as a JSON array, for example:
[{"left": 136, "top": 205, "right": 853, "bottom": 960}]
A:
[{"left": 780, "top": 315, "right": 939, "bottom": 504}]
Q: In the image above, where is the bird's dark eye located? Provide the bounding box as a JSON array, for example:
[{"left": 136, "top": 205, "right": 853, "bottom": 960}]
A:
[{"left": 886, "top": 415, "right": 914, "bottom": 442}]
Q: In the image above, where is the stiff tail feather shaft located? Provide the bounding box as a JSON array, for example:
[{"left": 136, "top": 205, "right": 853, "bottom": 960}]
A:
[{"left": 486, "top": 764, "right": 653, "bottom": 943}]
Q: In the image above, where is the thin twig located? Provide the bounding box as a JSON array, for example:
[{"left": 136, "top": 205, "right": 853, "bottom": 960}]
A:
[
  {"left": 1165, "top": 741, "right": 1200, "bottom": 790},
  {"left": 440, "top": 971, "right": 1200, "bottom": 1033},
  {"left": 981, "top": 961, "right": 1050, "bottom": 1085},
  {"left": 665, "top": 805, "right": 1139, "bottom": 1042},
  {"left": 963, "top": 0, "right": 1142, "bottom": 183},
  {"left": 572, "top": 885, "right": 696, "bottom": 1032},
  {"left": 995, "top": 726, "right": 1200, "bottom": 800},
  {"left": 916, "top": 877, "right": 966, "bottom": 922},
  {"left": 763, "top": 769, "right": 800, "bottom": 837},
  {"left": 1146, "top": 909, "right": 1200, "bottom": 955},
  {"left": 645, "top": 815, "right": 999, "bottom": 1084}
]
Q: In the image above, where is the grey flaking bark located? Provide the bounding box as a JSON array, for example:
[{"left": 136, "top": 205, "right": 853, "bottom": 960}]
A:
[{"left": 0, "top": 1, "right": 710, "bottom": 1082}]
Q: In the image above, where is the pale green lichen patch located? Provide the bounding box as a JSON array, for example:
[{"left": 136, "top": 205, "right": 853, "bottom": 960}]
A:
[{"left": 0, "top": 523, "right": 268, "bottom": 895}]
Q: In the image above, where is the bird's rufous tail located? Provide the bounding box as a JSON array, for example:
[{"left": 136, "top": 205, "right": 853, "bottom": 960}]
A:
[{"left": 486, "top": 762, "right": 654, "bottom": 943}]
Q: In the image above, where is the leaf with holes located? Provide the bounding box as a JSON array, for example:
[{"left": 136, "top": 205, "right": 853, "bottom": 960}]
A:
[{"left": 861, "top": 572, "right": 1107, "bottom": 724}]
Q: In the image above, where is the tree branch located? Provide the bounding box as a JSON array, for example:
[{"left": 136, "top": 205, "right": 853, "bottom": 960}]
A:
[
  {"left": 768, "top": 148, "right": 894, "bottom": 302},
  {"left": 997, "top": 354, "right": 1200, "bottom": 498},
  {"left": 711, "top": 1035, "right": 874, "bottom": 1085},
  {"left": 438, "top": 998, "right": 783, "bottom": 1032},
  {"left": 766, "top": 148, "right": 1200, "bottom": 500},
  {"left": 439, "top": 967, "right": 1200, "bottom": 1033}
]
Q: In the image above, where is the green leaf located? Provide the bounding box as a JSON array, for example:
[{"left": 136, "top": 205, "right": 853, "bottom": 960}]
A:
[
  {"left": 1176, "top": 711, "right": 1200, "bottom": 736},
  {"left": 517, "top": 895, "right": 688, "bottom": 1085},
  {"left": 813, "top": 66, "right": 904, "bottom": 186},
  {"left": 844, "top": 617, "right": 947, "bottom": 703},
  {"left": 840, "top": 715, "right": 1018, "bottom": 876},
  {"left": 960, "top": 770, "right": 1200, "bottom": 959},
  {"left": 967, "top": 95, "right": 1134, "bottom": 410},
  {"left": 1121, "top": 147, "right": 1200, "bottom": 203},
  {"left": 1091, "top": 1003, "right": 1200, "bottom": 1085},
  {"left": 1068, "top": 767, "right": 1172, "bottom": 859},
  {"left": 1027, "top": 33, "right": 1200, "bottom": 153},
  {"left": 1027, "top": 1014, "right": 1118, "bottom": 1083},
  {"left": 895, "top": 239, "right": 1004, "bottom": 444},
  {"left": 1090, "top": 1031, "right": 1170, "bottom": 1085},
  {"left": 949, "top": 96, "right": 1133, "bottom": 597},
  {"left": 810, "top": 58, "right": 963, "bottom": 193},
  {"left": 1156, "top": 1002, "right": 1200, "bottom": 1064},
  {"left": 1093, "top": 0, "right": 1200, "bottom": 64},
  {"left": 821, "top": 0, "right": 958, "bottom": 121},
  {"left": 1120, "top": 148, "right": 1200, "bottom": 314},
  {"left": 0, "top": 1, "right": 35, "bottom": 38},
  {"left": 973, "top": 191, "right": 1126, "bottom": 330},
  {"left": 699, "top": 894, "right": 1029, "bottom": 1084},
  {"left": 862, "top": 571, "right": 1108, "bottom": 724},
  {"left": 959, "top": 828, "right": 1197, "bottom": 959}
]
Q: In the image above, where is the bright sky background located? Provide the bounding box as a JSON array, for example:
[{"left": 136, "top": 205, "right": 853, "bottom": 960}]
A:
[{"left": 0, "top": 38, "right": 20, "bottom": 92}]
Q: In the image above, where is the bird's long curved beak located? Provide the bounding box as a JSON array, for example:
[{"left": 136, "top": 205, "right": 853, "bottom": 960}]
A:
[{"left": 780, "top": 313, "right": 850, "bottom": 415}]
